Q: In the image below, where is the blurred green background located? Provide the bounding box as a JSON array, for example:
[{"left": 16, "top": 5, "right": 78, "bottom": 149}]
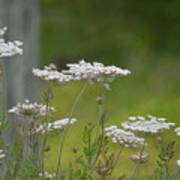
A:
[{"left": 40, "top": 0, "right": 180, "bottom": 179}]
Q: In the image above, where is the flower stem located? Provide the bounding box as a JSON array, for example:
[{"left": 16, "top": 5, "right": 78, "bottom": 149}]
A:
[{"left": 55, "top": 82, "right": 88, "bottom": 179}]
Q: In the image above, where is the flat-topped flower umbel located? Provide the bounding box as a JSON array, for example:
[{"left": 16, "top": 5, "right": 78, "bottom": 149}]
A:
[
  {"left": 8, "top": 99, "right": 55, "bottom": 117},
  {"left": 105, "top": 125, "right": 146, "bottom": 148},
  {"left": 32, "top": 118, "right": 77, "bottom": 134},
  {"left": 121, "top": 115, "right": 175, "bottom": 134},
  {"left": 0, "top": 27, "right": 23, "bottom": 58},
  {"left": 63, "top": 60, "right": 131, "bottom": 83},
  {"left": 32, "top": 63, "right": 73, "bottom": 84}
]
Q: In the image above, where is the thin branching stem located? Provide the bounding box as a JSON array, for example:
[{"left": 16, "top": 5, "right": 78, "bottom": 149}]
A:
[{"left": 55, "top": 82, "right": 88, "bottom": 179}]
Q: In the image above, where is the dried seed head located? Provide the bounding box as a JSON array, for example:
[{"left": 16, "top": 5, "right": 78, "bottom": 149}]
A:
[{"left": 130, "top": 152, "right": 149, "bottom": 164}]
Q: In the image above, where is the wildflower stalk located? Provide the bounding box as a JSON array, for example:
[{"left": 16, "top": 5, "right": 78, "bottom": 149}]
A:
[
  {"left": 175, "top": 167, "right": 180, "bottom": 179},
  {"left": 41, "top": 86, "right": 53, "bottom": 180},
  {"left": 131, "top": 145, "right": 145, "bottom": 180},
  {"left": 55, "top": 82, "right": 88, "bottom": 179},
  {"left": 93, "top": 85, "right": 107, "bottom": 165},
  {"left": 111, "top": 146, "right": 124, "bottom": 174}
]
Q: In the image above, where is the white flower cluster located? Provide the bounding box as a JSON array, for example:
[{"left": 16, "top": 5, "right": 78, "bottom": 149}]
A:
[
  {"left": 176, "top": 160, "right": 180, "bottom": 167},
  {"left": 8, "top": 99, "right": 55, "bottom": 117},
  {"left": 63, "top": 60, "right": 131, "bottom": 83},
  {"left": 175, "top": 127, "right": 180, "bottom": 136},
  {"left": 104, "top": 126, "right": 146, "bottom": 148},
  {"left": 39, "top": 171, "right": 56, "bottom": 179},
  {"left": 121, "top": 115, "right": 175, "bottom": 134},
  {"left": 0, "top": 27, "right": 23, "bottom": 58},
  {"left": 32, "top": 63, "right": 72, "bottom": 84},
  {"left": 32, "top": 118, "right": 77, "bottom": 134},
  {"left": 0, "top": 149, "right": 5, "bottom": 160}
]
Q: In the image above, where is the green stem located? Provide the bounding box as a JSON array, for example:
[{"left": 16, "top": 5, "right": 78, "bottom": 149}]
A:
[
  {"left": 93, "top": 86, "right": 106, "bottom": 165},
  {"left": 131, "top": 145, "right": 145, "bottom": 180},
  {"left": 110, "top": 146, "right": 124, "bottom": 175},
  {"left": 55, "top": 82, "right": 88, "bottom": 179},
  {"left": 41, "top": 87, "right": 52, "bottom": 180}
]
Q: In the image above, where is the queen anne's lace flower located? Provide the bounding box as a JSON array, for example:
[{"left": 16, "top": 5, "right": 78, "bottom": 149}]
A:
[
  {"left": 39, "top": 171, "right": 56, "bottom": 179},
  {"left": 104, "top": 126, "right": 146, "bottom": 148},
  {"left": 0, "top": 149, "right": 6, "bottom": 160},
  {"left": 0, "top": 27, "right": 23, "bottom": 58},
  {"left": 32, "top": 64, "right": 73, "bottom": 84},
  {"left": 32, "top": 118, "right": 77, "bottom": 134},
  {"left": 63, "top": 60, "right": 131, "bottom": 83},
  {"left": 122, "top": 115, "right": 175, "bottom": 134},
  {"left": 8, "top": 99, "right": 55, "bottom": 117},
  {"left": 175, "top": 127, "right": 180, "bottom": 136}
]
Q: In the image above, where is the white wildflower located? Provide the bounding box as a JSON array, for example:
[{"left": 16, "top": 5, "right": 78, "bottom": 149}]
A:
[
  {"left": 39, "top": 171, "right": 56, "bottom": 179},
  {"left": 32, "top": 63, "right": 73, "bottom": 84},
  {"left": 176, "top": 160, "right": 180, "bottom": 167},
  {"left": 8, "top": 99, "right": 55, "bottom": 117},
  {"left": 63, "top": 60, "right": 131, "bottom": 83},
  {"left": 175, "top": 127, "right": 180, "bottom": 136},
  {"left": 122, "top": 115, "right": 175, "bottom": 134},
  {"left": 32, "top": 118, "right": 77, "bottom": 134},
  {"left": 0, "top": 27, "right": 23, "bottom": 58},
  {"left": 0, "top": 149, "right": 6, "bottom": 160},
  {"left": 104, "top": 126, "right": 146, "bottom": 148}
]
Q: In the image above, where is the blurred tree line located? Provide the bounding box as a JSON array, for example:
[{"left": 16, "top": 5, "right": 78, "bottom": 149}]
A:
[{"left": 40, "top": 0, "right": 180, "bottom": 71}]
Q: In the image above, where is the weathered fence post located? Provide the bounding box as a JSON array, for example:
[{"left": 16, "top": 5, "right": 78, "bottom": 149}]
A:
[
  {"left": 0, "top": 0, "right": 39, "bottom": 106},
  {"left": 0, "top": 0, "right": 40, "bottom": 178}
]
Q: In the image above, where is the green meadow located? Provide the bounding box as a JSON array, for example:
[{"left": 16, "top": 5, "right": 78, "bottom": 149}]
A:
[{"left": 40, "top": 0, "right": 180, "bottom": 179}]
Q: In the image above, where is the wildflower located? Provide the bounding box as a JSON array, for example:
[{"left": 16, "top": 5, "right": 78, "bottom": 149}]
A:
[
  {"left": 39, "top": 171, "right": 56, "bottom": 179},
  {"left": 32, "top": 63, "right": 73, "bottom": 84},
  {"left": 32, "top": 118, "right": 77, "bottom": 134},
  {"left": 104, "top": 126, "right": 146, "bottom": 148},
  {"left": 8, "top": 99, "right": 55, "bottom": 117},
  {"left": 0, "top": 27, "right": 23, "bottom": 58},
  {"left": 130, "top": 152, "right": 149, "bottom": 164},
  {"left": 175, "top": 127, "right": 180, "bottom": 136},
  {"left": 63, "top": 60, "right": 131, "bottom": 83},
  {"left": 0, "top": 149, "right": 6, "bottom": 160},
  {"left": 176, "top": 160, "right": 180, "bottom": 167},
  {"left": 121, "top": 115, "right": 175, "bottom": 134}
]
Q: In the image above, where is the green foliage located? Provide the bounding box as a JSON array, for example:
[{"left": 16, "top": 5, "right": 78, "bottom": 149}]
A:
[
  {"left": 148, "top": 141, "right": 178, "bottom": 180},
  {"left": 20, "top": 155, "right": 39, "bottom": 180}
]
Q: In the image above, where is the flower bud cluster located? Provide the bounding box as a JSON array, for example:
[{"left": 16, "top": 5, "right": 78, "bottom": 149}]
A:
[
  {"left": 130, "top": 152, "right": 149, "bottom": 164},
  {"left": 104, "top": 126, "right": 146, "bottom": 148},
  {"left": 8, "top": 99, "right": 55, "bottom": 117},
  {"left": 121, "top": 115, "right": 175, "bottom": 134}
]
